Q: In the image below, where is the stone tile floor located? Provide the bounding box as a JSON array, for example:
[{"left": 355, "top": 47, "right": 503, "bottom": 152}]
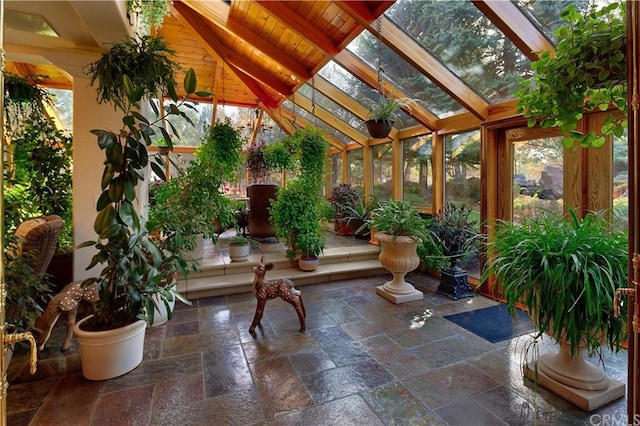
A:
[{"left": 6, "top": 272, "right": 628, "bottom": 425}]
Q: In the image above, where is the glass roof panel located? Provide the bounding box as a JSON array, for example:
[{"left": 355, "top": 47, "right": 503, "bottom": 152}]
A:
[
  {"left": 307, "top": 65, "right": 419, "bottom": 131},
  {"left": 317, "top": 61, "right": 379, "bottom": 102},
  {"left": 385, "top": 0, "right": 532, "bottom": 104},
  {"left": 515, "top": 0, "right": 619, "bottom": 45},
  {"left": 346, "top": 30, "right": 465, "bottom": 118},
  {"left": 283, "top": 99, "right": 351, "bottom": 144},
  {"left": 298, "top": 83, "right": 362, "bottom": 129}
]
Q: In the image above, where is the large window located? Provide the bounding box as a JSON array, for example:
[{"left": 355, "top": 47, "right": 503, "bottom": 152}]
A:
[
  {"left": 349, "top": 149, "right": 364, "bottom": 192},
  {"left": 402, "top": 135, "right": 433, "bottom": 206},
  {"left": 445, "top": 130, "right": 481, "bottom": 212},
  {"left": 372, "top": 143, "right": 392, "bottom": 201},
  {"left": 330, "top": 153, "right": 342, "bottom": 190},
  {"left": 512, "top": 136, "right": 564, "bottom": 223}
]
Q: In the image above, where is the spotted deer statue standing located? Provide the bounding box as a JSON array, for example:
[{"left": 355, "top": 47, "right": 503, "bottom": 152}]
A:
[
  {"left": 31, "top": 281, "right": 99, "bottom": 351},
  {"left": 249, "top": 260, "right": 306, "bottom": 333}
]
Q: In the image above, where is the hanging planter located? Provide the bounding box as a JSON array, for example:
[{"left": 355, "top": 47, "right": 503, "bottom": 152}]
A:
[{"left": 365, "top": 118, "right": 394, "bottom": 139}]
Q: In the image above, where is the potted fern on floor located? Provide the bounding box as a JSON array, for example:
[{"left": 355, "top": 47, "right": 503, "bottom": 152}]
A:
[{"left": 482, "top": 209, "right": 627, "bottom": 410}]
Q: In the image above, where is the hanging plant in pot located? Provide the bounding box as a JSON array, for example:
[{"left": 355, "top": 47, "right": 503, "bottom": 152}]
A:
[
  {"left": 362, "top": 95, "right": 418, "bottom": 139},
  {"left": 75, "top": 35, "right": 209, "bottom": 380},
  {"left": 515, "top": 1, "right": 627, "bottom": 149}
]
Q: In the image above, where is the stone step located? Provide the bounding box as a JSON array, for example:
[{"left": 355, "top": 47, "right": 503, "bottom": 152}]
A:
[{"left": 176, "top": 245, "right": 384, "bottom": 300}]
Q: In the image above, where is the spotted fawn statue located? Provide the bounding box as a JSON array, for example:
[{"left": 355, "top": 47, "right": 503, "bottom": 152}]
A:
[
  {"left": 32, "top": 281, "right": 99, "bottom": 351},
  {"left": 249, "top": 261, "right": 306, "bottom": 333}
]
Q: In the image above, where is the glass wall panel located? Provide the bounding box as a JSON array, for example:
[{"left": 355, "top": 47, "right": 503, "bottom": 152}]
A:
[
  {"left": 385, "top": 0, "right": 531, "bottom": 104},
  {"left": 330, "top": 153, "right": 342, "bottom": 189},
  {"left": 613, "top": 130, "right": 628, "bottom": 231},
  {"left": 402, "top": 135, "right": 433, "bottom": 207},
  {"left": 349, "top": 149, "right": 364, "bottom": 192},
  {"left": 372, "top": 143, "right": 392, "bottom": 201},
  {"left": 445, "top": 130, "right": 481, "bottom": 212},
  {"left": 282, "top": 100, "right": 350, "bottom": 144},
  {"left": 512, "top": 137, "right": 564, "bottom": 223}
]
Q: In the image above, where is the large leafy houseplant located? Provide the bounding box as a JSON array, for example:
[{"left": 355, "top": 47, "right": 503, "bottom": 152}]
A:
[
  {"left": 368, "top": 199, "right": 428, "bottom": 242},
  {"left": 269, "top": 127, "right": 328, "bottom": 261},
  {"left": 79, "top": 67, "right": 206, "bottom": 331},
  {"left": 148, "top": 119, "right": 241, "bottom": 255},
  {"left": 516, "top": 1, "right": 627, "bottom": 148},
  {"left": 482, "top": 209, "right": 627, "bottom": 357}
]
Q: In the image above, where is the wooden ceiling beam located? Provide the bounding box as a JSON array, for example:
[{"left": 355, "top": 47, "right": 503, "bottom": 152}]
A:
[
  {"left": 336, "top": 7, "right": 489, "bottom": 122},
  {"left": 292, "top": 95, "right": 368, "bottom": 145},
  {"left": 472, "top": 0, "right": 555, "bottom": 61},
  {"left": 180, "top": 0, "right": 313, "bottom": 82},
  {"left": 254, "top": 0, "right": 340, "bottom": 56},
  {"left": 334, "top": 49, "right": 438, "bottom": 130},
  {"left": 172, "top": 2, "right": 283, "bottom": 108}
]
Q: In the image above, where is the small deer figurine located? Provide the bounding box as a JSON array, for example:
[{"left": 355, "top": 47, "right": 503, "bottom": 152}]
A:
[
  {"left": 31, "top": 281, "right": 99, "bottom": 351},
  {"left": 249, "top": 261, "right": 306, "bottom": 333}
]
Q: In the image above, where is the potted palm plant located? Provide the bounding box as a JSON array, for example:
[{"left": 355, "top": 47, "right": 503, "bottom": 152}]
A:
[
  {"left": 368, "top": 199, "right": 431, "bottom": 303},
  {"left": 482, "top": 209, "right": 627, "bottom": 410}
]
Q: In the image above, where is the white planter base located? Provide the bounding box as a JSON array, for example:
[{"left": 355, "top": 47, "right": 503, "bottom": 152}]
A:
[
  {"left": 524, "top": 359, "right": 624, "bottom": 411},
  {"left": 74, "top": 316, "right": 146, "bottom": 381},
  {"left": 376, "top": 285, "right": 423, "bottom": 304},
  {"left": 151, "top": 294, "right": 175, "bottom": 327}
]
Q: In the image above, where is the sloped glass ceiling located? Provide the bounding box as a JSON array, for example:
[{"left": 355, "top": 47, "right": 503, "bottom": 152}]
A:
[
  {"left": 346, "top": 30, "right": 464, "bottom": 119},
  {"left": 298, "top": 83, "right": 362, "bottom": 129},
  {"left": 283, "top": 100, "right": 351, "bottom": 144},
  {"left": 385, "top": 0, "right": 532, "bottom": 105},
  {"left": 316, "top": 61, "right": 417, "bottom": 132}
]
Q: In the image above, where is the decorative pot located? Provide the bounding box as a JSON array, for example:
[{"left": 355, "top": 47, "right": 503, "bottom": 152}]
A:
[
  {"left": 299, "top": 256, "right": 319, "bottom": 271},
  {"left": 73, "top": 316, "right": 146, "bottom": 380},
  {"left": 229, "top": 242, "right": 251, "bottom": 262},
  {"left": 365, "top": 119, "right": 394, "bottom": 139},
  {"left": 338, "top": 221, "right": 354, "bottom": 236},
  {"left": 375, "top": 233, "right": 422, "bottom": 303}
]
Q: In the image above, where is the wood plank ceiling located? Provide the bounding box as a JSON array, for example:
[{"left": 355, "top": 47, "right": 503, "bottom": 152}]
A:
[{"left": 5, "top": 0, "right": 556, "bottom": 151}]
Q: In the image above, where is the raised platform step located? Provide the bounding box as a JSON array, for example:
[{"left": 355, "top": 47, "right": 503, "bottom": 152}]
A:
[{"left": 177, "top": 244, "right": 383, "bottom": 300}]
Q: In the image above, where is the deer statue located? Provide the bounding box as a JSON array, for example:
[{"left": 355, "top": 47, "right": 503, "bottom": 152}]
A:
[
  {"left": 249, "top": 260, "right": 306, "bottom": 333},
  {"left": 31, "top": 281, "right": 99, "bottom": 351}
]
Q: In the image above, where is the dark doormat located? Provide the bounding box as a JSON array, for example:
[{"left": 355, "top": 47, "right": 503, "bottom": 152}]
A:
[{"left": 443, "top": 304, "right": 536, "bottom": 343}]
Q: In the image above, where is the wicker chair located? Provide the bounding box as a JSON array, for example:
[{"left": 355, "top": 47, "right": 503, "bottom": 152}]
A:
[{"left": 13, "top": 215, "right": 66, "bottom": 278}]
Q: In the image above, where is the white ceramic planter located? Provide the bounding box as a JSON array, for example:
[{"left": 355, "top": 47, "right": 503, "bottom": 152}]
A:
[
  {"left": 73, "top": 316, "right": 146, "bottom": 381},
  {"left": 229, "top": 242, "right": 250, "bottom": 262},
  {"left": 298, "top": 256, "right": 319, "bottom": 271},
  {"left": 150, "top": 293, "right": 176, "bottom": 327}
]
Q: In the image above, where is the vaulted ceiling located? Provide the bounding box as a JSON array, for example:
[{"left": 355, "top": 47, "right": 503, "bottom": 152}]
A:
[{"left": 4, "top": 0, "right": 560, "bottom": 151}]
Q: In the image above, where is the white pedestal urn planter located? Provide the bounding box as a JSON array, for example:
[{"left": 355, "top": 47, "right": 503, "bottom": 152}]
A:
[
  {"left": 73, "top": 316, "right": 146, "bottom": 381},
  {"left": 375, "top": 233, "right": 423, "bottom": 303},
  {"left": 524, "top": 340, "right": 625, "bottom": 411}
]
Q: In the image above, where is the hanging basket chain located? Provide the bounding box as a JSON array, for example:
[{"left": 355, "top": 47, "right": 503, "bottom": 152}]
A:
[{"left": 376, "top": 17, "right": 385, "bottom": 98}]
